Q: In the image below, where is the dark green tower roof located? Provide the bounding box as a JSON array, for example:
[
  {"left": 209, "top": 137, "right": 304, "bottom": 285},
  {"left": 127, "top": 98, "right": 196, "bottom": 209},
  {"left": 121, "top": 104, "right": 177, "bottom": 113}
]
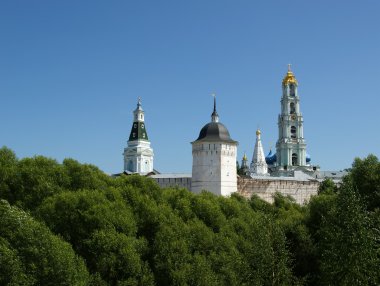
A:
[{"left": 129, "top": 121, "right": 149, "bottom": 141}]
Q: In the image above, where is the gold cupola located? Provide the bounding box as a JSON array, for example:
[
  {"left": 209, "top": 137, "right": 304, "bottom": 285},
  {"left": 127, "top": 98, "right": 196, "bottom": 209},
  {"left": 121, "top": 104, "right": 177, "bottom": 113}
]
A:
[{"left": 282, "top": 64, "right": 298, "bottom": 86}]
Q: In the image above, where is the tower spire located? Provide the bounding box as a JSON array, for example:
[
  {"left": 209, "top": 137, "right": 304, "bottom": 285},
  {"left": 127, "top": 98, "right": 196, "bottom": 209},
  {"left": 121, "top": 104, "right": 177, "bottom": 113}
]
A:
[
  {"left": 211, "top": 93, "right": 219, "bottom": 122},
  {"left": 250, "top": 129, "right": 268, "bottom": 176}
]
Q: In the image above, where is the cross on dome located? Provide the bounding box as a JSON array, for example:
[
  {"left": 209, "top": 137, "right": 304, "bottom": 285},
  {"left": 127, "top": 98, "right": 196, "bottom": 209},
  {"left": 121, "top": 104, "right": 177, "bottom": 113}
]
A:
[{"left": 211, "top": 93, "right": 219, "bottom": 123}]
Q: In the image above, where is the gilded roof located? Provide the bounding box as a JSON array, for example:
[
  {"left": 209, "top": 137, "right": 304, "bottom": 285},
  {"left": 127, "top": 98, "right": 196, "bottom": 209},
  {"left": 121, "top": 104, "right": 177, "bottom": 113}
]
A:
[{"left": 282, "top": 65, "right": 298, "bottom": 86}]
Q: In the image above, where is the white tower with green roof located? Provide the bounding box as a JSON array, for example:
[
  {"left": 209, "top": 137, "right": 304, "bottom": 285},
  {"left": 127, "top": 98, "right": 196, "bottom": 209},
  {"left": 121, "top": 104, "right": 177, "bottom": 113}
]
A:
[{"left": 123, "top": 98, "right": 154, "bottom": 174}]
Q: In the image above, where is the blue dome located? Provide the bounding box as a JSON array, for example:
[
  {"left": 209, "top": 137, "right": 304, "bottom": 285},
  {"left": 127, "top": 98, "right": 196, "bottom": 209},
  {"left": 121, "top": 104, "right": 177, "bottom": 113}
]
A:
[
  {"left": 306, "top": 153, "right": 311, "bottom": 163},
  {"left": 265, "top": 150, "right": 277, "bottom": 164}
]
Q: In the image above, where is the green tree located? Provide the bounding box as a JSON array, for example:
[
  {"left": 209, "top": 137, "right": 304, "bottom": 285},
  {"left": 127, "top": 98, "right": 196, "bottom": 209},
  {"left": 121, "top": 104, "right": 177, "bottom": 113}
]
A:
[
  {"left": 11, "top": 155, "right": 68, "bottom": 210},
  {"left": 349, "top": 154, "right": 380, "bottom": 210},
  {"left": 0, "top": 199, "right": 89, "bottom": 285},
  {"left": 85, "top": 229, "right": 154, "bottom": 285},
  {"left": 62, "top": 158, "right": 111, "bottom": 191},
  {"left": 0, "top": 147, "right": 18, "bottom": 205},
  {"left": 317, "top": 183, "right": 379, "bottom": 285},
  {"left": 273, "top": 193, "right": 316, "bottom": 284},
  {"left": 37, "top": 188, "right": 137, "bottom": 255}
]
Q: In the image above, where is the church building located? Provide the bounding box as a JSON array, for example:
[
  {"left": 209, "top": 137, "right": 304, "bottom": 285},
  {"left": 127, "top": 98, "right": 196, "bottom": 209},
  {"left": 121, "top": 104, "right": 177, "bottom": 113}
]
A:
[{"left": 121, "top": 66, "right": 347, "bottom": 204}]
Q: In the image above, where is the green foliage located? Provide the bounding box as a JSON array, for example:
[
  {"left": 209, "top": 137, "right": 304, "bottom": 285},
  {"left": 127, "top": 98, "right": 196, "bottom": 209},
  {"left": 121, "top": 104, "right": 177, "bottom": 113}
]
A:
[
  {"left": 317, "top": 178, "right": 337, "bottom": 195},
  {"left": 316, "top": 182, "right": 379, "bottom": 285},
  {"left": 85, "top": 229, "right": 154, "bottom": 285},
  {"left": 0, "top": 199, "right": 89, "bottom": 285},
  {"left": 1, "top": 148, "right": 379, "bottom": 286},
  {"left": 349, "top": 154, "right": 380, "bottom": 210},
  {"left": 62, "top": 158, "right": 111, "bottom": 191}
]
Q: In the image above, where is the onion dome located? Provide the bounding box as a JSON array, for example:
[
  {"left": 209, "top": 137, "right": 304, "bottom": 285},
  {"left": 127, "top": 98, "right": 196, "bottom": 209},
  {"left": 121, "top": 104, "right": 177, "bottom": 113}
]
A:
[
  {"left": 282, "top": 64, "right": 298, "bottom": 86},
  {"left": 306, "top": 153, "right": 311, "bottom": 163},
  {"left": 265, "top": 149, "right": 277, "bottom": 164}
]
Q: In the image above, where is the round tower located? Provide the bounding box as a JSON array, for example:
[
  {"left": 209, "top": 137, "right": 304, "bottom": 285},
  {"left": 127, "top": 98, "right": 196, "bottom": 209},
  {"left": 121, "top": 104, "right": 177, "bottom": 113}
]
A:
[{"left": 191, "top": 96, "right": 238, "bottom": 196}]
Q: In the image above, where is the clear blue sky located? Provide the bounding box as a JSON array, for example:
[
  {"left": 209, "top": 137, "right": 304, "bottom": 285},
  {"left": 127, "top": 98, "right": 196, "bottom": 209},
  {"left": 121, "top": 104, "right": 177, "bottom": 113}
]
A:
[{"left": 1, "top": 1, "right": 379, "bottom": 174}]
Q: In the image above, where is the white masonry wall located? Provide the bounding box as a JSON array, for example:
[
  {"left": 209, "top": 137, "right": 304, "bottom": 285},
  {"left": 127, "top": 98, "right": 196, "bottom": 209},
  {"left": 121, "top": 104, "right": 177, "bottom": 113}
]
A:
[
  {"left": 237, "top": 177, "right": 319, "bottom": 204},
  {"left": 191, "top": 142, "right": 237, "bottom": 196}
]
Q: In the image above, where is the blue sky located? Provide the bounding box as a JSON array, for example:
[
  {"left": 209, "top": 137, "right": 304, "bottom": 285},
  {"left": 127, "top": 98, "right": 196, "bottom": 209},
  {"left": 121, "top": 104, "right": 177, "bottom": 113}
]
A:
[{"left": 1, "top": 1, "right": 379, "bottom": 174}]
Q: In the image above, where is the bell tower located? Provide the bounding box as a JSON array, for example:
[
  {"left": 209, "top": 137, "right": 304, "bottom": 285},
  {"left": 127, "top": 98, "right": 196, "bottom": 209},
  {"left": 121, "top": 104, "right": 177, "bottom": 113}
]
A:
[
  {"left": 275, "top": 65, "right": 307, "bottom": 169},
  {"left": 123, "top": 98, "right": 154, "bottom": 174}
]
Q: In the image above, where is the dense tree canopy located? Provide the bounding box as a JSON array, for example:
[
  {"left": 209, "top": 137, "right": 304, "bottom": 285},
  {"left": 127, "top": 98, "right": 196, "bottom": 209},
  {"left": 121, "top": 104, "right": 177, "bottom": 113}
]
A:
[{"left": 0, "top": 146, "right": 379, "bottom": 285}]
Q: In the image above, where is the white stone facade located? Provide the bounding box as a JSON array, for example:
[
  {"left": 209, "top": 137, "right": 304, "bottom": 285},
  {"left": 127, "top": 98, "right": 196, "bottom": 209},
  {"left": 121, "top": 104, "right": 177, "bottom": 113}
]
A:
[
  {"left": 123, "top": 140, "right": 154, "bottom": 173},
  {"left": 250, "top": 130, "right": 268, "bottom": 176},
  {"left": 191, "top": 142, "right": 237, "bottom": 196}
]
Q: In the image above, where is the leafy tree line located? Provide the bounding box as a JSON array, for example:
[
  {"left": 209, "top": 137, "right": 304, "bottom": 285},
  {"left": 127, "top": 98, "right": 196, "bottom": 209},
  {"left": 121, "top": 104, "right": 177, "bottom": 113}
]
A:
[{"left": 0, "top": 146, "right": 379, "bottom": 285}]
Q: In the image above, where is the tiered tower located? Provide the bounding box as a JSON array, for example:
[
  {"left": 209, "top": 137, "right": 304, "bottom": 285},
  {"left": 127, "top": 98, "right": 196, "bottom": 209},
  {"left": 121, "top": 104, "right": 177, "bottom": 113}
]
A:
[
  {"left": 191, "top": 96, "right": 238, "bottom": 196},
  {"left": 250, "top": 129, "right": 268, "bottom": 176},
  {"left": 123, "top": 98, "right": 154, "bottom": 174},
  {"left": 275, "top": 65, "right": 307, "bottom": 169}
]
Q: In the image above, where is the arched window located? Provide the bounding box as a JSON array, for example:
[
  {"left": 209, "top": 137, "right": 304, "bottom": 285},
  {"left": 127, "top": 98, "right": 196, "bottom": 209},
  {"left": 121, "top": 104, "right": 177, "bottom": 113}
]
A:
[
  {"left": 291, "top": 126, "right": 297, "bottom": 138},
  {"left": 290, "top": 102, "right": 295, "bottom": 114},
  {"left": 292, "top": 153, "right": 298, "bottom": 166},
  {"left": 289, "top": 84, "right": 295, "bottom": 96}
]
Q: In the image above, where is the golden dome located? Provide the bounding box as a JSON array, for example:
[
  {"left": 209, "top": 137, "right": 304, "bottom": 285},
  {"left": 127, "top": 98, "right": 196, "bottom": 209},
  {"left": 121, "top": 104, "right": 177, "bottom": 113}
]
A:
[
  {"left": 256, "top": 129, "right": 261, "bottom": 136},
  {"left": 282, "top": 64, "right": 298, "bottom": 86}
]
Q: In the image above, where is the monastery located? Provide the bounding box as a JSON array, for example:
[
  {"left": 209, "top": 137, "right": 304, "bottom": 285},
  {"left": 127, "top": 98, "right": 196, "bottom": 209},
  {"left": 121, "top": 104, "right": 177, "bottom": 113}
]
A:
[{"left": 120, "top": 66, "right": 346, "bottom": 204}]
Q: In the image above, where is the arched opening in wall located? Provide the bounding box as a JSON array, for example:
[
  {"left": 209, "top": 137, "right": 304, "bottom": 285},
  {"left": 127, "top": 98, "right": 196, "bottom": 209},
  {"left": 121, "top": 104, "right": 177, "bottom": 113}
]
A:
[
  {"left": 289, "top": 84, "right": 295, "bottom": 96},
  {"left": 291, "top": 126, "right": 297, "bottom": 138},
  {"left": 128, "top": 160, "right": 133, "bottom": 171},
  {"left": 290, "top": 102, "right": 295, "bottom": 114},
  {"left": 292, "top": 153, "right": 298, "bottom": 166}
]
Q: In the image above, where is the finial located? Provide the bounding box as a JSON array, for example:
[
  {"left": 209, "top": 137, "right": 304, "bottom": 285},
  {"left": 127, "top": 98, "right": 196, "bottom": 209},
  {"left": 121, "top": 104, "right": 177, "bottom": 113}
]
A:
[
  {"left": 243, "top": 152, "right": 247, "bottom": 161},
  {"left": 211, "top": 93, "right": 216, "bottom": 112},
  {"left": 256, "top": 129, "right": 261, "bottom": 136},
  {"left": 137, "top": 97, "right": 142, "bottom": 106},
  {"left": 288, "top": 63, "right": 292, "bottom": 72},
  {"left": 211, "top": 93, "right": 219, "bottom": 123}
]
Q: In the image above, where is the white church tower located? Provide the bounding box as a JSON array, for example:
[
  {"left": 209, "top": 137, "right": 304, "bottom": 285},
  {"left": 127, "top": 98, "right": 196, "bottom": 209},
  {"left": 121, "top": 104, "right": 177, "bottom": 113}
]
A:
[
  {"left": 250, "top": 129, "right": 268, "bottom": 176},
  {"left": 276, "top": 65, "right": 307, "bottom": 169},
  {"left": 191, "top": 96, "right": 238, "bottom": 196},
  {"left": 123, "top": 98, "right": 154, "bottom": 174}
]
